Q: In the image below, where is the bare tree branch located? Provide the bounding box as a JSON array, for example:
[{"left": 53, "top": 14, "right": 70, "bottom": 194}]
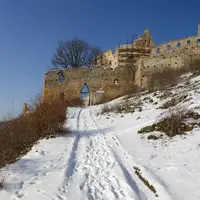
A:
[{"left": 52, "top": 38, "right": 102, "bottom": 69}]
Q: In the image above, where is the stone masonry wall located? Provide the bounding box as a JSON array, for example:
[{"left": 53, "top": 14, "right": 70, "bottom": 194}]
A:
[
  {"left": 135, "top": 35, "right": 200, "bottom": 89},
  {"left": 94, "top": 29, "right": 154, "bottom": 70},
  {"left": 43, "top": 25, "right": 200, "bottom": 102},
  {"left": 43, "top": 66, "right": 136, "bottom": 104},
  {"left": 151, "top": 36, "right": 200, "bottom": 57}
]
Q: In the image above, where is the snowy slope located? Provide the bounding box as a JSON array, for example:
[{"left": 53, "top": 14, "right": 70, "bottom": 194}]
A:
[
  {"left": 1, "top": 74, "right": 200, "bottom": 199},
  {"left": 92, "top": 74, "right": 200, "bottom": 200}
]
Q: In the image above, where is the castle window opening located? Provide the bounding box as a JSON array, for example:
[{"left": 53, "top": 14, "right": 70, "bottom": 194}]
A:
[
  {"left": 187, "top": 40, "right": 191, "bottom": 45},
  {"left": 156, "top": 49, "right": 160, "bottom": 54},
  {"left": 177, "top": 43, "right": 181, "bottom": 48},
  {"left": 114, "top": 79, "right": 118, "bottom": 85},
  {"left": 167, "top": 45, "right": 171, "bottom": 50}
]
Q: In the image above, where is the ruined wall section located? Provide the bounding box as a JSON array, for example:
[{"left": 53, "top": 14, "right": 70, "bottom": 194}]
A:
[
  {"left": 94, "top": 28, "right": 154, "bottom": 70},
  {"left": 117, "top": 45, "right": 152, "bottom": 67},
  {"left": 43, "top": 26, "right": 200, "bottom": 101},
  {"left": 94, "top": 49, "right": 119, "bottom": 70},
  {"left": 135, "top": 36, "right": 200, "bottom": 89},
  {"left": 151, "top": 36, "right": 200, "bottom": 57},
  {"left": 43, "top": 66, "right": 135, "bottom": 104}
]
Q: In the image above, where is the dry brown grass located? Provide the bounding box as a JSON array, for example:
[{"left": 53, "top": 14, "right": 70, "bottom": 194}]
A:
[
  {"left": 134, "top": 166, "right": 158, "bottom": 197},
  {"left": 101, "top": 103, "right": 118, "bottom": 114},
  {"left": 138, "top": 107, "right": 196, "bottom": 137},
  {"left": 165, "top": 107, "right": 194, "bottom": 137},
  {"left": 0, "top": 97, "right": 82, "bottom": 169}
]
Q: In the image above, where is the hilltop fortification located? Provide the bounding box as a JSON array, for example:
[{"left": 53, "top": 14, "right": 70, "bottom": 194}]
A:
[{"left": 43, "top": 24, "right": 200, "bottom": 105}]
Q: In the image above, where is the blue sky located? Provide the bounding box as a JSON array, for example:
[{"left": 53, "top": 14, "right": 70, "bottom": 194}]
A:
[{"left": 0, "top": 0, "right": 199, "bottom": 119}]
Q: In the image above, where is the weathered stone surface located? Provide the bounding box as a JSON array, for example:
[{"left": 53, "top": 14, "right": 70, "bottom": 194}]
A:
[
  {"left": 43, "top": 24, "right": 200, "bottom": 104},
  {"left": 43, "top": 66, "right": 136, "bottom": 104},
  {"left": 94, "top": 29, "right": 154, "bottom": 69}
]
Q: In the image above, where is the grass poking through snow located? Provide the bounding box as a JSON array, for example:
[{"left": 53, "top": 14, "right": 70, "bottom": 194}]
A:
[{"left": 134, "top": 166, "right": 158, "bottom": 197}]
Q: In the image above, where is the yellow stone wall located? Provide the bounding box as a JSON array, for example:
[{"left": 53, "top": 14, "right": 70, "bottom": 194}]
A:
[{"left": 43, "top": 24, "right": 200, "bottom": 102}]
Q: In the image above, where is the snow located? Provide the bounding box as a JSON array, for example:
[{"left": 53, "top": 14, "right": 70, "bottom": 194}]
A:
[{"left": 1, "top": 74, "right": 200, "bottom": 199}]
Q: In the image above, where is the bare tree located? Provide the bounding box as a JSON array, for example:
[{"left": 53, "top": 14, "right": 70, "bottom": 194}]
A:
[{"left": 52, "top": 38, "right": 102, "bottom": 69}]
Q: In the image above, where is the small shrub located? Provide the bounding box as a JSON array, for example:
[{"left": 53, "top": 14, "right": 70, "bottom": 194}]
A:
[
  {"left": 157, "top": 91, "right": 173, "bottom": 100},
  {"left": 159, "top": 94, "right": 188, "bottom": 109},
  {"left": 147, "top": 135, "right": 159, "bottom": 140},
  {"left": 149, "top": 98, "right": 154, "bottom": 103},
  {"left": 153, "top": 93, "right": 158, "bottom": 97},
  {"left": 185, "top": 80, "right": 190, "bottom": 85},
  {"left": 101, "top": 102, "right": 136, "bottom": 114},
  {"left": 138, "top": 107, "right": 143, "bottom": 112},
  {"left": 183, "top": 110, "right": 200, "bottom": 120},
  {"left": 0, "top": 177, "right": 5, "bottom": 190},
  {"left": 100, "top": 99, "right": 144, "bottom": 115},
  {"left": 192, "top": 70, "right": 200, "bottom": 76},
  {"left": 117, "top": 104, "right": 135, "bottom": 113},
  {"left": 138, "top": 107, "right": 194, "bottom": 137},
  {"left": 0, "top": 96, "right": 73, "bottom": 168},
  {"left": 159, "top": 98, "right": 177, "bottom": 109},
  {"left": 143, "top": 97, "right": 151, "bottom": 101},
  {"left": 101, "top": 104, "right": 113, "bottom": 114},
  {"left": 138, "top": 124, "right": 156, "bottom": 134}
]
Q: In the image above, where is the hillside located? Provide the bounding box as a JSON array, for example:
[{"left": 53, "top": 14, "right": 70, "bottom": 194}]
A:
[{"left": 1, "top": 73, "right": 200, "bottom": 200}]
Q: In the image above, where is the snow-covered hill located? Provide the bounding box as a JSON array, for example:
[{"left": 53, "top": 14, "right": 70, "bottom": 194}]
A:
[{"left": 1, "top": 73, "right": 200, "bottom": 200}]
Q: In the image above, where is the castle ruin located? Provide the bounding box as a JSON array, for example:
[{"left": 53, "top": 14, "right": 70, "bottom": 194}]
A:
[{"left": 42, "top": 24, "right": 200, "bottom": 105}]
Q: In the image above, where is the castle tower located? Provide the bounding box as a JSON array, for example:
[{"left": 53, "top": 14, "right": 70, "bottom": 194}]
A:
[
  {"left": 198, "top": 24, "right": 200, "bottom": 36},
  {"left": 142, "top": 29, "right": 155, "bottom": 48},
  {"left": 134, "top": 29, "right": 155, "bottom": 48}
]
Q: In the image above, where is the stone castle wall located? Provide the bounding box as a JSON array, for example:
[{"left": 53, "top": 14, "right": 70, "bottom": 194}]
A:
[
  {"left": 94, "top": 29, "right": 154, "bottom": 69},
  {"left": 43, "top": 66, "right": 136, "bottom": 104},
  {"left": 151, "top": 36, "right": 200, "bottom": 57},
  {"left": 43, "top": 24, "right": 200, "bottom": 103},
  {"left": 135, "top": 35, "right": 200, "bottom": 89}
]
